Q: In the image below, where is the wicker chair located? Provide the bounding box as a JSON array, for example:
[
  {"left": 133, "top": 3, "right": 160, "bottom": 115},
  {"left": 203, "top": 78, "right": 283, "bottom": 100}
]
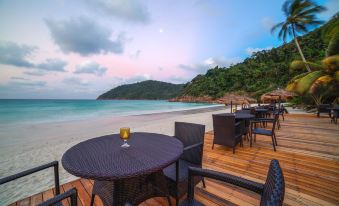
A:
[
  {"left": 178, "top": 159, "right": 285, "bottom": 206},
  {"left": 0, "top": 161, "right": 77, "bottom": 206},
  {"left": 251, "top": 113, "right": 279, "bottom": 151},
  {"left": 163, "top": 122, "right": 206, "bottom": 206},
  {"left": 212, "top": 114, "right": 243, "bottom": 154},
  {"left": 317, "top": 104, "right": 331, "bottom": 117},
  {"left": 330, "top": 109, "right": 338, "bottom": 124}
]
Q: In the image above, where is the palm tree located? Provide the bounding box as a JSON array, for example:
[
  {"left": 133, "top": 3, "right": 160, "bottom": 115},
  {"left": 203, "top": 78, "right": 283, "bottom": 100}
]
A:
[{"left": 271, "top": 0, "right": 326, "bottom": 72}]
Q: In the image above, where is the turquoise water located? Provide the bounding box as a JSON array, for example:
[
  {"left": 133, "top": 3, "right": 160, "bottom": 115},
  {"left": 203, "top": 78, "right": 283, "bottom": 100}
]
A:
[{"left": 0, "top": 99, "right": 214, "bottom": 125}]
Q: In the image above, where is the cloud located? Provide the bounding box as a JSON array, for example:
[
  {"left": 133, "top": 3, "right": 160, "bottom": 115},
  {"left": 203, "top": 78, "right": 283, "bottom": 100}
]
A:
[
  {"left": 179, "top": 56, "right": 243, "bottom": 74},
  {"left": 129, "top": 50, "right": 141, "bottom": 59},
  {"left": 7, "top": 80, "right": 47, "bottom": 87},
  {"left": 261, "top": 17, "right": 275, "bottom": 30},
  {"left": 23, "top": 70, "right": 46, "bottom": 76},
  {"left": 0, "top": 41, "right": 36, "bottom": 68},
  {"left": 36, "top": 58, "right": 67, "bottom": 72},
  {"left": 74, "top": 61, "right": 107, "bottom": 76},
  {"left": 245, "top": 46, "right": 272, "bottom": 55},
  {"left": 0, "top": 41, "right": 67, "bottom": 73},
  {"left": 45, "top": 17, "right": 125, "bottom": 56},
  {"left": 11, "top": 77, "right": 29, "bottom": 81},
  {"left": 63, "top": 77, "right": 90, "bottom": 86},
  {"left": 85, "top": 0, "right": 150, "bottom": 24}
]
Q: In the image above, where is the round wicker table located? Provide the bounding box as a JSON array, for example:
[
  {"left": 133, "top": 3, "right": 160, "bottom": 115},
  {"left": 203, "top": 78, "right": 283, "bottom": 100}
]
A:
[{"left": 62, "top": 132, "right": 183, "bottom": 206}]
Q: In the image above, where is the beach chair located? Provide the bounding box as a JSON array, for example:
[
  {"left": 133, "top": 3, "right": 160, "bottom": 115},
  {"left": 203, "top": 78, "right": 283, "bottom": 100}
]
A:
[
  {"left": 0, "top": 161, "right": 77, "bottom": 206},
  {"left": 178, "top": 159, "right": 285, "bottom": 206},
  {"left": 163, "top": 122, "right": 206, "bottom": 206}
]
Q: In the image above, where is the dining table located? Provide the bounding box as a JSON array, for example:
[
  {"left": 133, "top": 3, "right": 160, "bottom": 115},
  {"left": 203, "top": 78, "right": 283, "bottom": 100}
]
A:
[{"left": 62, "top": 132, "right": 183, "bottom": 206}]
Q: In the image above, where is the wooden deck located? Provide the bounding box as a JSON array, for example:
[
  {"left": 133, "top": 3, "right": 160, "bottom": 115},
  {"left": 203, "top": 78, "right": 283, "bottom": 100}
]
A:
[{"left": 10, "top": 114, "right": 339, "bottom": 206}]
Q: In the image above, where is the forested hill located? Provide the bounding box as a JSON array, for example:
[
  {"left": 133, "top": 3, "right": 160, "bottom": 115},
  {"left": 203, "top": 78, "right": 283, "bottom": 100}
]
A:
[
  {"left": 179, "top": 14, "right": 338, "bottom": 99},
  {"left": 97, "top": 80, "right": 184, "bottom": 100}
]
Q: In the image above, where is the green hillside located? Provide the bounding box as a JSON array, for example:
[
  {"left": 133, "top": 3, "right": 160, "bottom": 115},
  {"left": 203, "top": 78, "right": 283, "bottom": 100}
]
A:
[
  {"left": 180, "top": 15, "right": 338, "bottom": 99},
  {"left": 97, "top": 80, "right": 184, "bottom": 100}
]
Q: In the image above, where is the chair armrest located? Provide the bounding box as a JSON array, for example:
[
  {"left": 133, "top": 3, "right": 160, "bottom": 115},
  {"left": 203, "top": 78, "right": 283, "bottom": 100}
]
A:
[
  {"left": 0, "top": 161, "right": 60, "bottom": 195},
  {"left": 183, "top": 142, "right": 203, "bottom": 152},
  {"left": 187, "top": 167, "right": 264, "bottom": 200},
  {"left": 38, "top": 188, "right": 77, "bottom": 206}
]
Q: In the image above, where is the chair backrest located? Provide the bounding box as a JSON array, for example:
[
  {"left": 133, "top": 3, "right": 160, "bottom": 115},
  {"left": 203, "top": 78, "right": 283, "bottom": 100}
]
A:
[
  {"left": 212, "top": 114, "right": 236, "bottom": 147},
  {"left": 317, "top": 104, "right": 331, "bottom": 112},
  {"left": 175, "top": 122, "right": 205, "bottom": 165},
  {"left": 260, "top": 159, "right": 285, "bottom": 206}
]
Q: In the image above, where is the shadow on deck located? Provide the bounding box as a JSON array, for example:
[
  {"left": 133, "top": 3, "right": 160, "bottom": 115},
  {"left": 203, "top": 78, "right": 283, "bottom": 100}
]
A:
[{"left": 10, "top": 114, "right": 339, "bottom": 206}]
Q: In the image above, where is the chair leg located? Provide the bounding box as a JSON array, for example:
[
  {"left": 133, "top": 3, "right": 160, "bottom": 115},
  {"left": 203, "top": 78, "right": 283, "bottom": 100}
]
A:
[
  {"left": 273, "top": 133, "right": 278, "bottom": 146},
  {"left": 212, "top": 143, "right": 214, "bottom": 149},
  {"left": 90, "top": 194, "right": 95, "bottom": 206},
  {"left": 278, "top": 119, "right": 281, "bottom": 129},
  {"left": 166, "top": 196, "right": 172, "bottom": 206},
  {"left": 202, "top": 178, "right": 206, "bottom": 188},
  {"left": 271, "top": 135, "right": 276, "bottom": 151},
  {"left": 175, "top": 195, "right": 179, "bottom": 206}
]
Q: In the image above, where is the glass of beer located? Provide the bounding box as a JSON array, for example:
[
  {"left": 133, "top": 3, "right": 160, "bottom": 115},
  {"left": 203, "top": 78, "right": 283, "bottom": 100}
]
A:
[{"left": 120, "top": 127, "right": 130, "bottom": 148}]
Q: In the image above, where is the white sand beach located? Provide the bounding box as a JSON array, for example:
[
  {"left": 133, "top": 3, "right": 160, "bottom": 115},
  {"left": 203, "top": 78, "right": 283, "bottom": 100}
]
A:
[{"left": 0, "top": 105, "right": 228, "bottom": 205}]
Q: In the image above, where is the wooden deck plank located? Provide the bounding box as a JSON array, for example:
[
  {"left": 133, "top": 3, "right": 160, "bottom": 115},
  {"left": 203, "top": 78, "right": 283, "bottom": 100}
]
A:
[
  {"left": 16, "top": 197, "right": 30, "bottom": 206},
  {"left": 10, "top": 113, "right": 339, "bottom": 206},
  {"left": 59, "top": 184, "right": 70, "bottom": 206},
  {"left": 29, "top": 193, "right": 42, "bottom": 206},
  {"left": 42, "top": 189, "right": 54, "bottom": 202}
]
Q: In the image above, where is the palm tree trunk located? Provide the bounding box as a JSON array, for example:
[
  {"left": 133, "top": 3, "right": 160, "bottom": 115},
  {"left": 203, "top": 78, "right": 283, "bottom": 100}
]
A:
[{"left": 292, "top": 25, "right": 311, "bottom": 72}]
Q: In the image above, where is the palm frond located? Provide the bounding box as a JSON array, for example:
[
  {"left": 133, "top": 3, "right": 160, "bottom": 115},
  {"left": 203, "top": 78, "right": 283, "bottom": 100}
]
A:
[
  {"left": 271, "top": 22, "right": 284, "bottom": 34},
  {"left": 296, "top": 70, "right": 323, "bottom": 94},
  {"left": 310, "top": 75, "right": 334, "bottom": 93},
  {"left": 290, "top": 60, "right": 324, "bottom": 71},
  {"left": 298, "top": 5, "right": 326, "bottom": 17}
]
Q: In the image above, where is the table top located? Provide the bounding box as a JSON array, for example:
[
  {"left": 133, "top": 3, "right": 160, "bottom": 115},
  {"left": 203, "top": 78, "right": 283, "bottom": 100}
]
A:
[
  {"left": 255, "top": 108, "right": 269, "bottom": 112},
  {"left": 62, "top": 132, "right": 183, "bottom": 181},
  {"left": 217, "top": 113, "right": 255, "bottom": 120}
]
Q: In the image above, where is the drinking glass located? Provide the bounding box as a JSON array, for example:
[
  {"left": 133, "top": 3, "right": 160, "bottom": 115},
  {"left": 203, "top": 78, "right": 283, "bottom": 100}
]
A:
[{"left": 120, "top": 127, "right": 130, "bottom": 148}]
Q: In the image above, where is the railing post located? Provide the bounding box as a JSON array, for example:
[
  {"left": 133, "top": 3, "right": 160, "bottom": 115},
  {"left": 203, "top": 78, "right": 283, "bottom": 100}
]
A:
[{"left": 54, "top": 161, "right": 60, "bottom": 195}]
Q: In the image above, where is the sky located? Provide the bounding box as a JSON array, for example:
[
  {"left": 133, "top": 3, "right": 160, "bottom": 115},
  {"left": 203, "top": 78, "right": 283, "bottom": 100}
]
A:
[{"left": 0, "top": 0, "right": 338, "bottom": 99}]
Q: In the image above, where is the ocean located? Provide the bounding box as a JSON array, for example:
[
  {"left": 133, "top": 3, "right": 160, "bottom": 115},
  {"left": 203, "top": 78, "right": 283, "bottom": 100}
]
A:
[{"left": 0, "top": 99, "right": 215, "bottom": 125}]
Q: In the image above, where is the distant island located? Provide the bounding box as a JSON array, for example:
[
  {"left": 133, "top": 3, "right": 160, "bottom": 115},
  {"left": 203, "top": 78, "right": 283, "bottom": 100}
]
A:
[{"left": 97, "top": 80, "right": 184, "bottom": 100}]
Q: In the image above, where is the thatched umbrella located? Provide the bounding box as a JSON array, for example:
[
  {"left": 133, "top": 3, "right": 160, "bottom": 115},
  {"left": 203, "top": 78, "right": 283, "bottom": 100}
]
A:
[
  {"left": 261, "top": 89, "right": 296, "bottom": 103},
  {"left": 216, "top": 93, "right": 257, "bottom": 112}
]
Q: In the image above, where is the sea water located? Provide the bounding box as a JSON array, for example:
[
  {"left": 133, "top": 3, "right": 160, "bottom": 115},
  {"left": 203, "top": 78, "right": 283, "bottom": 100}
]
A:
[{"left": 0, "top": 99, "right": 215, "bottom": 125}]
